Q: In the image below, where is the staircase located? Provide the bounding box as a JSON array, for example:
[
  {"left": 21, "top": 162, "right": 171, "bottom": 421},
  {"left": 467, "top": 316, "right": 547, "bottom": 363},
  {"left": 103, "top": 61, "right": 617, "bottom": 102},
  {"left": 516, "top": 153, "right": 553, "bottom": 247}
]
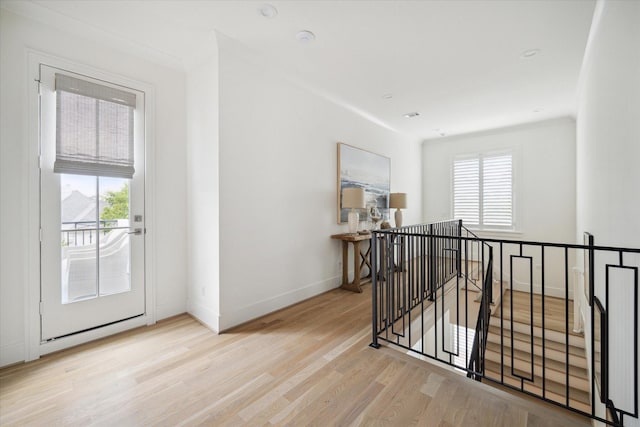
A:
[{"left": 483, "top": 289, "right": 590, "bottom": 413}]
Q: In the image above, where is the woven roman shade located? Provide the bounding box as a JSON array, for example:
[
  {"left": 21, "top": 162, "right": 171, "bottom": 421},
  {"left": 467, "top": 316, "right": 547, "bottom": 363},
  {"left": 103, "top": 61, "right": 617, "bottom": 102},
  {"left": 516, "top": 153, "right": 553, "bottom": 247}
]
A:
[{"left": 54, "top": 73, "right": 136, "bottom": 178}]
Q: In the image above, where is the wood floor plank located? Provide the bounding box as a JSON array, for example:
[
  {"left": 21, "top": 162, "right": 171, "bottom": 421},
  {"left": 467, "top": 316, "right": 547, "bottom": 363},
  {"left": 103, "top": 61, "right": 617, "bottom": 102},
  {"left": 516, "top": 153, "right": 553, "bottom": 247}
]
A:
[{"left": 0, "top": 287, "right": 591, "bottom": 427}]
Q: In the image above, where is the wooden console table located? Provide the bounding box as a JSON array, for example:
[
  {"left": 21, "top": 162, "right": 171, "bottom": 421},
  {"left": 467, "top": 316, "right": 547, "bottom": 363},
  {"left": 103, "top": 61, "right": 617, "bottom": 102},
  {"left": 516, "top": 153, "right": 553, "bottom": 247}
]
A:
[{"left": 331, "top": 233, "right": 372, "bottom": 293}]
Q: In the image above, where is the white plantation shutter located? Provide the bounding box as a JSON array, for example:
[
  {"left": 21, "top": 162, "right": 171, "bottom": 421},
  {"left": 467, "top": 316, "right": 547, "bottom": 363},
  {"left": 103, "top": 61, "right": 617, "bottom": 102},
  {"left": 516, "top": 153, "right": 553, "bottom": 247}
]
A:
[
  {"left": 453, "top": 153, "right": 513, "bottom": 229},
  {"left": 54, "top": 73, "right": 136, "bottom": 178},
  {"left": 453, "top": 158, "right": 480, "bottom": 225},
  {"left": 482, "top": 154, "right": 512, "bottom": 227}
]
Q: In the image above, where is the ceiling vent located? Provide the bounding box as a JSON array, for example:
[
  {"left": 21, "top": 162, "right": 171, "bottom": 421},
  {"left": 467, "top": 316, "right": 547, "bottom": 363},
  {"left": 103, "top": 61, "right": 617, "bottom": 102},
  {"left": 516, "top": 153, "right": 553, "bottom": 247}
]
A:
[{"left": 296, "top": 30, "right": 316, "bottom": 43}]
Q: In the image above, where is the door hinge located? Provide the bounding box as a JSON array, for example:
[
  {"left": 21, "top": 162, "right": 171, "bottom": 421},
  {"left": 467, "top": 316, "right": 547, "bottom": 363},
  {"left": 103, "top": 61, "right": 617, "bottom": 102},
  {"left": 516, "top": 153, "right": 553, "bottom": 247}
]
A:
[
  {"left": 39, "top": 301, "right": 44, "bottom": 315},
  {"left": 35, "top": 78, "right": 42, "bottom": 96},
  {"left": 39, "top": 228, "right": 43, "bottom": 242}
]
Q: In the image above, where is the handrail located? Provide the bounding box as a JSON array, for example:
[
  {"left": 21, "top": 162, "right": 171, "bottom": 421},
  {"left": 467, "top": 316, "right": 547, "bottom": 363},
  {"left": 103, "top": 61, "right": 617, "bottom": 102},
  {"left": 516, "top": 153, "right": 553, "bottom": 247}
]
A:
[
  {"left": 372, "top": 228, "right": 640, "bottom": 253},
  {"left": 468, "top": 246, "right": 493, "bottom": 380}
]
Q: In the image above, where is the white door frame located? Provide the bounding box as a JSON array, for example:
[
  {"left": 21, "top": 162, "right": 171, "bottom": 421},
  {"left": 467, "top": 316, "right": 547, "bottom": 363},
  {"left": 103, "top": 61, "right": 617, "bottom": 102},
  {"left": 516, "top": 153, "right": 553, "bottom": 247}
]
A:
[{"left": 25, "top": 50, "right": 157, "bottom": 361}]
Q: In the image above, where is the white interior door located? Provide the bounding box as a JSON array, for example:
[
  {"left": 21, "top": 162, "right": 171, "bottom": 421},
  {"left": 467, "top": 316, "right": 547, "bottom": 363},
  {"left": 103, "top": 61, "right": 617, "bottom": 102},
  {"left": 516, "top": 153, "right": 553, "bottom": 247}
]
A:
[{"left": 39, "top": 64, "right": 146, "bottom": 340}]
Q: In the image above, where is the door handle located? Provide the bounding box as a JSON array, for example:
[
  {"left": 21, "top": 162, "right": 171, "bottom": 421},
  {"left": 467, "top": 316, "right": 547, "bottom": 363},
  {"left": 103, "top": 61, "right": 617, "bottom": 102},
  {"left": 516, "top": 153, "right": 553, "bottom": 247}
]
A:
[{"left": 127, "top": 228, "right": 143, "bottom": 235}]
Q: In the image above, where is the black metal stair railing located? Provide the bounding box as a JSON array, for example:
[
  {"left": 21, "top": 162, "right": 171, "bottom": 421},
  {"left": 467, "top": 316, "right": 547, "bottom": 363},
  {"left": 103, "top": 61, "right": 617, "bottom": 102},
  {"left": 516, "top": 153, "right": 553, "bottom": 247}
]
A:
[
  {"left": 370, "top": 220, "right": 493, "bottom": 373},
  {"left": 467, "top": 243, "right": 492, "bottom": 381},
  {"left": 370, "top": 220, "right": 640, "bottom": 427}
]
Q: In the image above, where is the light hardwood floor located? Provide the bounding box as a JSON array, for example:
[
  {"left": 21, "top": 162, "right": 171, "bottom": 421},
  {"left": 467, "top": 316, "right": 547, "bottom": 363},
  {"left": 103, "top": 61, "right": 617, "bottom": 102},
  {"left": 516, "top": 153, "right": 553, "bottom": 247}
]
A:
[{"left": 0, "top": 286, "right": 590, "bottom": 426}]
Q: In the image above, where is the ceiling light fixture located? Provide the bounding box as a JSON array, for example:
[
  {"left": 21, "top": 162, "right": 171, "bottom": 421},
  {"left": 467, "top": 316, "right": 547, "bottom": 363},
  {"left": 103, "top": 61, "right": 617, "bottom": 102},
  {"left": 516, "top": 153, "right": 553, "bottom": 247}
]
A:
[
  {"left": 521, "top": 48, "right": 540, "bottom": 59},
  {"left": 258, "top": 4, "right": 278, "bottom": 18},
  {"left": 296, "top": 30, "right": 315, "bottom": 43},
  {"left": 403, "top": 112, "right": 420, "bottom": 118}
]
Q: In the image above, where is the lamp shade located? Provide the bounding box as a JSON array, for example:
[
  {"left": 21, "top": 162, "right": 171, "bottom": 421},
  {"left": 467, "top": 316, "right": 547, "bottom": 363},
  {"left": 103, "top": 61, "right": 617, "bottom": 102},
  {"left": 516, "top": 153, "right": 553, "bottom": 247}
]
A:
[
  {"left": 342, "top": 187, "right": 365, "bottom": 209},
  {"left": 389, "top": 193, "right": 407, "bottom": 209}
]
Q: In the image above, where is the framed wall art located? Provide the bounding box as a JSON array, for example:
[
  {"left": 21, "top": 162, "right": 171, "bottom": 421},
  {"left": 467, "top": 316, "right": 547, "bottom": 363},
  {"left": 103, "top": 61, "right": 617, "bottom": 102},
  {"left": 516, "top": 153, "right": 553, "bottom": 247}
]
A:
[{"left": 337, "top": 143, "right": 390, "bottom": 224}]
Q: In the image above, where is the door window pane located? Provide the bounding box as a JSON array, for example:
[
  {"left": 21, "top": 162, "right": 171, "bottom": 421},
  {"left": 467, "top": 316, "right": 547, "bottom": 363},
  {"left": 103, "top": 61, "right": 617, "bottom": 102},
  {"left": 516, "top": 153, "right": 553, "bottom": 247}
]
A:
[
  {"left": 98, "top": 177, "right": 131, "bottom": 295},
  {"left": 60, "top": 175, "right": 132, "bottom": 303},
  {"left": 61, "top": 174, "right": 98, "bottom": 303}
]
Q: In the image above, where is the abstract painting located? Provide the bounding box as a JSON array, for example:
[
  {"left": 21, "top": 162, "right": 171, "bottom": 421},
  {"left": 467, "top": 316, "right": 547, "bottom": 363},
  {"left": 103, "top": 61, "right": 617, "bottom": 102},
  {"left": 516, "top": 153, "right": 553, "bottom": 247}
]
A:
[{"left": 337, "top": 143, "right": 390, "bottom": 224}]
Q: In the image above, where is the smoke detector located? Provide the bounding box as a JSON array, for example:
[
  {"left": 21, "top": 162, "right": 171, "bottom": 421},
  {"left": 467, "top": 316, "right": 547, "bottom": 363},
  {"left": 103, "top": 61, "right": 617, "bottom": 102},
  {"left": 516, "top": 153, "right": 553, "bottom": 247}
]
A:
[{"left": 258, "top": 4, "right": 278, "bottom": 18}]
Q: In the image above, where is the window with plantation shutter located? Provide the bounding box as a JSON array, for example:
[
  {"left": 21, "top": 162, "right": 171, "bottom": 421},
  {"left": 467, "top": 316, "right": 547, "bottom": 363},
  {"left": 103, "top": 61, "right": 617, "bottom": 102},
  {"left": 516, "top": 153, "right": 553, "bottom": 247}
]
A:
[
  {"left": 453, "top": 157, "right": 480, "bottom": 225},
  {"left": 54, "top": 73, "right": 136, "bottom": 178},
  {"left": 453, "top": 152, "right": 513, "bottom": 230},
  {"left": 482, "top": 154, "right": 512, "bottom": 227}
]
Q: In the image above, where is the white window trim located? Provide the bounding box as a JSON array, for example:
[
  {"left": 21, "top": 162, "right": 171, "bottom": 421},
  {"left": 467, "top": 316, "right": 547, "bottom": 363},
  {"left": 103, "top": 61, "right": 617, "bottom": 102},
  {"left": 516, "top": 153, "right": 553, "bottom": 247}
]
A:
[
  {"left": 26, "top": 50, "right": 157, "bottom": 362},
  {"left": 451, "top": 149, "right": 516, "bottom": 233}
]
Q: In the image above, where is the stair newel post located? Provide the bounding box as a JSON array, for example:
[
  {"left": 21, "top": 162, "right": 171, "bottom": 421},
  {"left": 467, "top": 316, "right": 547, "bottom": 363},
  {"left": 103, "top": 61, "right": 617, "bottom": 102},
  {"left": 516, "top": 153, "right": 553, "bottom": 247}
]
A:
[
  {"left": 488, "top": 243, "right": 493, "bottom": 306},
  {"left": 484, "top": 244, "right": 494, "bottom": 375},
  {"left": 370, "top": 231, "right": 380, "bottom": 349},
  {"left": 428, "top": 223, "right": 436, "bottom": 301},
  {"left": 457, "top": 219, "right": 463, "bottom": 278}
]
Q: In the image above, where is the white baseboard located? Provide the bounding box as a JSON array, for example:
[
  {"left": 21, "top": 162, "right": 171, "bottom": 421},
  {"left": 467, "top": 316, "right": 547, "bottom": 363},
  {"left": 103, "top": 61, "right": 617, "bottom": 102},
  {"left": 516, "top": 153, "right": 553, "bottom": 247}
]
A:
[
  {"left": 1, "top": 341, "right": 25, "bottom": 368},
  {"left": 188, "top": 300, "right": 219, "bottom": 333},
  {"left": 218, "top": 276, "right": 340, "bottom": 331},
  {"left": 156, "top": 304, "right": 186, "bottom": 322}
]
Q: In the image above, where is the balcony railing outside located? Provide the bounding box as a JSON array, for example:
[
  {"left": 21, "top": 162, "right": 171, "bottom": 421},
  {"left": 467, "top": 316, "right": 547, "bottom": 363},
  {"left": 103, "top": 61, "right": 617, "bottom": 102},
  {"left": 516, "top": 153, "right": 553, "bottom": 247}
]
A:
[{"left": 61, "top": 220, "right": 119, "bottom": 247}]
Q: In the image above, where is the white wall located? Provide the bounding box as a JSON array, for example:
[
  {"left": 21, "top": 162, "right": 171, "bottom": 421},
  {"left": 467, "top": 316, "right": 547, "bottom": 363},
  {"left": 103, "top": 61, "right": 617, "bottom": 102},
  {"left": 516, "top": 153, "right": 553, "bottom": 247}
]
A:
[
  {"left": 0, "top": 9, "right": 188, "bottom": 366},
  {"left": 422, "top": 118, "right": 577, "bottom": 296},
  {"left": 216, "top": 41, "right": 422, "bottom": 330},
  {"left": 576, "top": 0, "right": 640, "bottom": 423},
  {"left": 186, "top": 52, "right": 220, "bottom": 331}
]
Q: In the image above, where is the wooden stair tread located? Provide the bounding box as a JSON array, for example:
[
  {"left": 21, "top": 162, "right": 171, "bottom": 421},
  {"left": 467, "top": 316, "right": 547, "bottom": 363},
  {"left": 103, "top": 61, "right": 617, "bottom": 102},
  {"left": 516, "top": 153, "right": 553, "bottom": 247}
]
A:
[
  {"left": 489, "top": 317, "right": 585, "bottom": 349},
  {"left": 484, "top": 367, "right": 591, "bottom": 414},
  {"left": 492, "top": 289, "right": 582, "bottom": 337},
  {"left": 482, "top": 287, "right": 592, "bottom": 414},
  {"left": 488, "top": 325, "right": 587, "bottom": 363},
  {"left": 484, "top": 343, "right": 589, "bottom": 391},
  {"left": 484, "top": 361, "right": 591, "bottom": 407}
]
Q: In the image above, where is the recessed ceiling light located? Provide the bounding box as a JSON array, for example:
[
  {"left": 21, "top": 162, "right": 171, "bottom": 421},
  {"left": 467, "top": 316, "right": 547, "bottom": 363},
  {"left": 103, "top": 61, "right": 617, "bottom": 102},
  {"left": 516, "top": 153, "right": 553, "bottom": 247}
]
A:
[
  {"left": 258, "top": 4, "right": 278, "bottom": 18},
  {"left": 403, "top": 112, "right": 420, "bottom": 118},
  {"left": 532, "top": 109, "right": 542, "bottom": 113},
  {"left": 296, "top": 30, "right": 316, "bottom": 43},
  {"left": 382, "top": 93, "right": 393, "bottom": 100},
  {"left": 521, "top": 49, "right": 540, "bottom": 59}
]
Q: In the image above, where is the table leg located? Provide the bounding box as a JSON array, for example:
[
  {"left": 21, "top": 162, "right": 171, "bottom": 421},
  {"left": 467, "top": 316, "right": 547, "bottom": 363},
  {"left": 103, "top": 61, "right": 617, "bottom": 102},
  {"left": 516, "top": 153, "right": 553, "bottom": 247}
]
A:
[
  {"left": 361, "top": 240, "right": 372, "bottom": 278},
  {"left": 342, "top": 241, "right": 349, "bottom": 285},
  {"left": 340, "top": 240, "right": 364, "bottom": 293},
  {"left": 353, "top": 241, "right": 361, "bottom": 289}
]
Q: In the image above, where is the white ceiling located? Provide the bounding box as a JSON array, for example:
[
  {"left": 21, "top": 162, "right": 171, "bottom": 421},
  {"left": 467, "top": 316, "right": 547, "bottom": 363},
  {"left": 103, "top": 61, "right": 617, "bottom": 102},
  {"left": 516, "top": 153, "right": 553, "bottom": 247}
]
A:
[{"left": 1, "top": 0, "right": 596, "bottom": 139}]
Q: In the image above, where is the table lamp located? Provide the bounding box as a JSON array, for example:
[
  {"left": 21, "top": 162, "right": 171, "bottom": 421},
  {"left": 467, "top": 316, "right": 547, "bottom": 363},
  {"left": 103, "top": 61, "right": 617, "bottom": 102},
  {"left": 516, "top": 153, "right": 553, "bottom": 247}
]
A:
[
  {"left": 389, "top": 192, "right": 407, "bottom": 228},
  {"left": 342, "top": 187, "right": 365, "bottom": 234}
]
